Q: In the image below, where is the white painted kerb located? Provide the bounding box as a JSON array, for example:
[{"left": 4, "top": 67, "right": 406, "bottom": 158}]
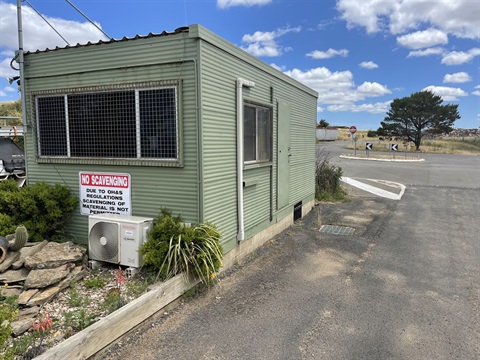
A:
[{"left": 341, "top": 177, "right": 405, "bottom": 200}]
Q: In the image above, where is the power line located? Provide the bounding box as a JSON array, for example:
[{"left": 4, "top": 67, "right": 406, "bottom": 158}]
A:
[
  {"left": 24, "top": 0, "right": 70, "bottom": 45},
  {"left": 65, "top": 0, "right": 112, "bottom": 40}
]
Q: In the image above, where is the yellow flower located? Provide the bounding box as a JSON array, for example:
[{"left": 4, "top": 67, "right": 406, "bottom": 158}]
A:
[
  {"left": 4, "top": 283, "right": 8, "bottom": 288},
  {"left": 210, "top": 273, "right": 216, "bottom": 279}
]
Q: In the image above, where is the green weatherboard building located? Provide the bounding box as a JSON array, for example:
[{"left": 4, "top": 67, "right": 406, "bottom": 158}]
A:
[{"left": 21, "top": 24, "right": 318, "bottom": 264}]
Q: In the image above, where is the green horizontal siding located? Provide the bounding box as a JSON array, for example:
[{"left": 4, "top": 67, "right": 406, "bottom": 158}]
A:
[
  {"left": 22, "top": 24, "right": 317, "bottom": 252},
  {"left": 197, "top": 26, "right": 317, "bottom": 252},
  {"left": 23, "top": 36, "right": 200, "bottom": 244}
]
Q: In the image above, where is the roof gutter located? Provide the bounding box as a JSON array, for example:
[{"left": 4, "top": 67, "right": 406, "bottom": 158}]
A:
[{"left": 236, "top": 78, "right": 255, "bottom": 242}]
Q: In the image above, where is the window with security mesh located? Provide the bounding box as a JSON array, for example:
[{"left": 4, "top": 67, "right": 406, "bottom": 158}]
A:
[
  {"left": 35, "top": 85, "right": 178, "bottom": 161},
  {"left": 244, "top": 103, "right": 272, "bottom": 163},
  {"left": 37, "top": 96, "right": 67, "bottom": 156}
]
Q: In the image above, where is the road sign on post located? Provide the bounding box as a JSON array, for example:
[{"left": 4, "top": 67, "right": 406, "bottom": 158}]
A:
[
  {"left": 390, "top": 143, "right": 398, "bottom": 159},
  {"left": 365, "top": 142, "right": 373, "bottom": 157},
  {"left": 349, "top": 126, "right": 358, "bottom": 155}
]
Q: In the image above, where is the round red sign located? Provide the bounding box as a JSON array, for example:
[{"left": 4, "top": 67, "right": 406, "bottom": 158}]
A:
[{"left": 349, "top": 126, "right": 357, "bottom": 134}]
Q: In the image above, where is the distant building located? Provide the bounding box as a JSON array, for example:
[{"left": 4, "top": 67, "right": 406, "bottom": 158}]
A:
[{"left": 316, "top": 127, "right": 338, "bottom": 141}]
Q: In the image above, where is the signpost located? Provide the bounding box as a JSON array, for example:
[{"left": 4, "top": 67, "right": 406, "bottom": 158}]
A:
[
  {"left": 349, "top": 126, "right": 357, "bottom": 155},
  {"left": 390, "top": 143, "right": 398, "bottom": 159},
  {"left": 365, "top": 142, "right": 373, "bottom": 157}
]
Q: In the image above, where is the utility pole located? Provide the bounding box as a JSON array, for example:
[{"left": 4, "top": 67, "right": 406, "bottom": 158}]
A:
[{"left": 17, "top": 0, "right": 28, "bottom": 135}]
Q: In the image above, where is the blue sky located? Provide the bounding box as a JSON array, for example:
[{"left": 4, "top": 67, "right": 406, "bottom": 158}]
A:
[{"left": 1, "top": 0, "right": 479, "bottom": 130}]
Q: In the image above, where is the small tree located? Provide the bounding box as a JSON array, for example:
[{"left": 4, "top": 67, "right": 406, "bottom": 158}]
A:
[
  {"left": 380, "top": 90, "right": 460, "bottom": 150},
  {"left": 318, "top": 119, "right": 330, "bottom": 128}
]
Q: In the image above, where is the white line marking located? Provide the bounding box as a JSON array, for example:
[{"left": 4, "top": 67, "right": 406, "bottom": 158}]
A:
[{"left": 341, "top": 177, "right": 405, "bottom": 200}]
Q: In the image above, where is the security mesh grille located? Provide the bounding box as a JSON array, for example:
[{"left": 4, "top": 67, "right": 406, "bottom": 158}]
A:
[
  {"left": 69, "top": 91, "right": 137, "bottom": 158},
  {"left": 35, "top": 85, "right": 178, "bottom": 160},
  {"left": 140, "top": 88, "right": 177, "bottom": 159},
  {"left": 37, "top": 96, "right": 67, "bottom": 156}
]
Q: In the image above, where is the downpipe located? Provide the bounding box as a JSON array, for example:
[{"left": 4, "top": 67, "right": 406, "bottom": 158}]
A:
[{"left": 236, "top": 78, "right": 255, "bottom": 242}]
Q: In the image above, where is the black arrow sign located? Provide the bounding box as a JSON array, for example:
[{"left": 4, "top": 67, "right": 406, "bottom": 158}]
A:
[
  {"left": 365, "top": 143, "right": 373, "bottom": 150},
  {"left": 391, "top": 144, "right": 398, "bottom": 151}
]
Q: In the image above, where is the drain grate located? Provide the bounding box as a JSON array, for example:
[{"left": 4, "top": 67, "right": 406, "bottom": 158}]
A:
[{"left": 319, "top": 225, "right": 355, "bottom": 235}]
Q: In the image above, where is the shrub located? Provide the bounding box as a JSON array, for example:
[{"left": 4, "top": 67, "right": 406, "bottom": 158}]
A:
[
  {"left": 140, "top": 209, "right": 223, "bottom": 284},
  {"left": 315, "top": 148, "right": 347, "bottom": 201},
  {"left": 140, "top": 209, "right": 184, "bottom": 272},
  {"left": 0, "top": 180, "right": 78, "bottom": 241},
  {"left": 367, "top": 130, "right": 377, "bottom": 138},
  {"left": 0, "top": 213, "right": 15, "bottom": 237}
]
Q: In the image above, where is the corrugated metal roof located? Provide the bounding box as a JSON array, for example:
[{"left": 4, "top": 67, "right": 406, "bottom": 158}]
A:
[{"left": 25, "top": 26, "right": 190, "bottom": 55}]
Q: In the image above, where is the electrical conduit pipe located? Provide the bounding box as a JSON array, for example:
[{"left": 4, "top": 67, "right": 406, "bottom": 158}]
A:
[{"left": 236, "top": 78, "right": 255, "bottom": 242}]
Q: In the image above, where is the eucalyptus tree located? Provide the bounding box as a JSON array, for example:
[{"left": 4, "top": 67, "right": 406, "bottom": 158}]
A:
[{"left": 380, "top": 90, "right": 460, "bottom": 150}]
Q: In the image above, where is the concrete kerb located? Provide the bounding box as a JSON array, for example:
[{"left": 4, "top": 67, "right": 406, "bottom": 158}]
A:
[
  {"left": 36, "top": 199, "right": 315, "bottom": 360},
  {"left": 340, "top": 154, "right": 425, "bottom": 162}
]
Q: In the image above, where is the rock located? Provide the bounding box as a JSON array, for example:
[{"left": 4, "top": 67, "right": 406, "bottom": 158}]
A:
[
  {"left": 2, "top": 287, "right": 22, "bottom": 297},
  {"left": 0, "top": 251, "right": 21, "bottom": 273},
  {"left": 0, "top": 268, "right": 30, "bottom": 284},
  {"left": 11, "top": 241, "right": 48, "bottom": 270},
  {"left": 24, "top": 264, "right": 74, "bottom": 289},
  {"left": 10, "top": 306, "right": 41, "bottom": 336},
  {"left": 24, "top": 242, "right": 86, "bottom": 270},
  {"left": 27, "top": 266, "right": 86, "bottom": 306},
  {"left": 11, "top": 318, "right": 34, "bottom": 337},
  {"left": 18, "top": 289, "right": 40, "bottom": 305},
  {"left": 18, "top": 306, "right": 40, "bottom": 318}
]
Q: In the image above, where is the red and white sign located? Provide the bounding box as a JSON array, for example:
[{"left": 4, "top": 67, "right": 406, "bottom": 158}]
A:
[
  {"left": 79, "top": 172, "right": 131, "bottom": 216},
  {"left": 349, "top": 126, "right": 357, "bottom": 134}
]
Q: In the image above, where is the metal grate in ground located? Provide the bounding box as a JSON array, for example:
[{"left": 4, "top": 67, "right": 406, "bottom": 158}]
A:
[{"left": 319, "top": 225, "right": 355, "bottom": 235}]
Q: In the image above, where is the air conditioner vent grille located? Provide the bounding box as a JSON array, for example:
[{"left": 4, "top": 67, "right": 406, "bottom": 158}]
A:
[{"left": 89, "top": 221, "right": 119, "bottom": 262}]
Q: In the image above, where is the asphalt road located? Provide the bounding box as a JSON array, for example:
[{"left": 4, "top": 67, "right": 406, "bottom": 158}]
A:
[
  {"left": 320, "top": 141, "right": 480, "bottom": 189},
  {"left": 97, "top": 144, "right": 480, "bottom": 360}
]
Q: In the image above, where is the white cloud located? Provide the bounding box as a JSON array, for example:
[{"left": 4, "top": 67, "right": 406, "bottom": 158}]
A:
[
  {"left": 407, "top": 47, "right": 445, "bottom": 58},
  {"left": 472, "top": 91, "right": 480, "bottom": 96},
  {"left": 337, "top": 0, "right": 480, "bottom": 39},
  {"left": 336, "top": 0, "right": 396, "bottom": 34},
  {"left": 284, "top": 67, "right": 391, "bottom": 114},
  {"left": 306, "top": 48, "right": 349, "bottom": 59},
  {"left": 241, "top": 26, "right": 301, "bottom": 57},
  {"left": 359, "top": 61, "right": 378, "bottom": 69},
  {"left": 0, "top": 2, "right": 108, "bottom": 52},
  {"left": 270, "top": 63, "right": 286, "bottom": 71},
  {"left": 0, "top": 86, "right": 18, "bottom": 98},
  {"left": 0, "top": 57, "right": 18, "bottom": 78},
  {"left": 357, "top": 82, "right": 391, "bottom": 96},
  {"left": 422, "top": 85, "right": 468, "bottom": 101},
  {"left": 1, "top": 50, "right": 15, "bottom": 57},
  {"left": 328, "top": 101, "right": 392, "bottom": 114},
  {"left": 441, "top": 48, "right": 480, "bottom": 65},
  {"left": 396, "top": 29, "right": 448, "bottom": 49},
  {"left": 443, "top": 72, "right": 471, "bottom": 83},
  {"left": 217, "top": 0, "right": 271, "bottom": 9}
]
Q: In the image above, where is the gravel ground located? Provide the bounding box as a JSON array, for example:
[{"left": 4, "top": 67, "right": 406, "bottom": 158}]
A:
[{"left": 7, "top": 264, "right": 156, "bottom": 359}]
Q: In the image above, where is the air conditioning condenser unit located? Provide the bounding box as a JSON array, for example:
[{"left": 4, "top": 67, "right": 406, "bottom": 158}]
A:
[{"left": 88, "top": 214, "right": 153, "bottom": 268}]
